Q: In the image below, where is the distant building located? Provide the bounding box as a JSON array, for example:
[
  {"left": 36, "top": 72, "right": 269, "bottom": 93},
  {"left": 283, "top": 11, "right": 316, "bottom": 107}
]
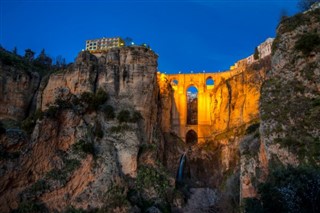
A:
[
  {"left": 85, "top": 37, "right": 125, "bottom": 52},
  {"left": 245, "top": 37, "right": 274, "bottom": 65},
  {"left": 258, "top": 38, "right": 274, "bottom": 59}
]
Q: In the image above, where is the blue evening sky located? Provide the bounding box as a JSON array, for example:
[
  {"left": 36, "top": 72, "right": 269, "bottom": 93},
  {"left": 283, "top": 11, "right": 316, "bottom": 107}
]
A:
[{"left": 1, "top": 0, "right": 299, "bottom": 74}]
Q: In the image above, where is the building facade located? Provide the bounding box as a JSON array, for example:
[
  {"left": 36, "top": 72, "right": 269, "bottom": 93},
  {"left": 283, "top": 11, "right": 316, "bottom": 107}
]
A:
[{"left": 85, "top": 37, "right": 125, "bottom": 52}]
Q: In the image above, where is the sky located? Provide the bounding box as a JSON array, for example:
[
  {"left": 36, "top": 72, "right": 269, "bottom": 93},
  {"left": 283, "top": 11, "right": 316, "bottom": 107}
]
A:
[{"left": 1, "top": 0, "right": 299, "bottom": 74}]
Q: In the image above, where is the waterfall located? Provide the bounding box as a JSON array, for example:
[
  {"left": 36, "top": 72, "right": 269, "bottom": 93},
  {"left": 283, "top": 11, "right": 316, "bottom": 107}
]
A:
[{"left": 176, "top": 153, "right": 187, "bottom": 185}]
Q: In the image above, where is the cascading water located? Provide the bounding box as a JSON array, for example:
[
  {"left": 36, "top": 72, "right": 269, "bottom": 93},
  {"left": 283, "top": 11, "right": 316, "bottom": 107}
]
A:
[{"left": 176, "top": 153, "right": 187, "bottom": 185}]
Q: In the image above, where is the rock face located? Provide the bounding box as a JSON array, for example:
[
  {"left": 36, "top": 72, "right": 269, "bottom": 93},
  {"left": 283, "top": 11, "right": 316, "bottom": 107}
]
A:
[
  {"left": 260, "top": 7, "right": 320, "bottom": 167},
  {"left": 0, "top": 56, "right": 41, "bottom": 120},
  {"left": 240, "top": 7, "right": 320, "bottom": 202},
  {"left": 0, "top": 47, "right": 160, "bottom": 212},
  {"left": 210, "top": 60, "right": 269, "bottom": 133}
]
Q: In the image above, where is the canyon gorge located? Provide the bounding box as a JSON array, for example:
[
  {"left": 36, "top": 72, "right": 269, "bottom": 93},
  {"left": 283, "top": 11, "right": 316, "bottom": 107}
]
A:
[{"left": 0, "top": 5, "right": 320, "bottom": 213}]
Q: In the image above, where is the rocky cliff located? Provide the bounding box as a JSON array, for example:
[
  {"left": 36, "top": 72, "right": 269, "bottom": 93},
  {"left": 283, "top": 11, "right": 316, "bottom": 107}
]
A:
[
  {"left": 0, "top": 46, "right": 167, "bottom": 212},
  {"left": 0, "top": 49, "right": 41, "bottom": 121},
  {"left": 240, "top": 6, "right": 320, "bottom": 211}
]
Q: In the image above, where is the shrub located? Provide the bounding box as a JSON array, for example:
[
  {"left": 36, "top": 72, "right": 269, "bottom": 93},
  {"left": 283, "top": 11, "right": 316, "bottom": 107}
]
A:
[
  {"left": 103, "top": 105, "right": 115, "bottom": 119},
  {"left": 117, "top": 110, "right": 131, "bottom": 123},
  {"left": 244, "top": 166, "right": 320, "bottom": 213},
  {"left": 93, "top": 122, "right": 104, "bottom": 138},
  {"left": 104, "top": 185, "right": 129, "bottom": 209},
  {"left": 80, "top": 89, "right": 109, "bottom": 111},
  {"left": 21, "top": 110, "right": 44, "bottom": 134},
  {"left": 295, "top": 33, "right": 320, "bottom": 55},
  {"left": 30, "top": 179, "right": 49, "bottom": 193},
  {"left": 109, "top": 124, "right": 131, "bottom": 133},
  {"left": 45, "top": 106, "right": 59, "bottom": 119},
  {"left": 72, "top": 139, "right": 95, "bottom": 156},
  {"left": 130, "top": 111, "right": 143, "bottom": 122},
  {"left": 13, "top": 201, "right": 47, "bottom": 213},
  {"left": 136, "top": 166, "right": 170, "bottom": 198},
  {"left": 94, "top": 89, "right": 109, "bottom": 106},
  {"left": 47, "top": 159, "right": 81, "bottom": 183}
]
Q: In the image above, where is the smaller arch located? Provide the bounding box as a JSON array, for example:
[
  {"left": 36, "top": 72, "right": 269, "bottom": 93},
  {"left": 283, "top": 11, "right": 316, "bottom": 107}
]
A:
[
  {"left": 171, "top": 79, "right": 178, "bottom": 86},
  {"left": 206, "top": 77, "right": 214, "bottom": 89},
  {"left": 186, "top": 130, "right": 198, "bottom": 145}
]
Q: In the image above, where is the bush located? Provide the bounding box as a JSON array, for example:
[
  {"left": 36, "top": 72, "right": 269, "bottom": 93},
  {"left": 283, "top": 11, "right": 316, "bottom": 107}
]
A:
[
  {"left": 103, "top": 105, "right": 115, "bottom": 119},
  {"left": 295, "top": 33, "right": 320, "bottom": 55},
  {"left": 45, "top": 106, "right": 59, "bottom": 119},
  {"left": 13, "top": 201, "right": 47, "bottom": 213},
  {"left": 130, "top": 111, "right": 143, "bottom": 122},
  {"left": 244, "top": 166, "right": 320, "bottom": 213},
  {"left": 21, "top": 110, "right": 44, "bottom": 134},
  {"left": 80, "top": 89, "right": 109, "bottom": 111},
  {"left": 109, "top": 124, "right": 131, "bottom": 133},
  {"left": 117, "top": 110, "right": 131, "bottom": 123},
  {"left": 72, "top": 139, "right": 95, "bottom": 156},
  {"left": 136, "top": 166, "right": 170, "bottom": 198}
]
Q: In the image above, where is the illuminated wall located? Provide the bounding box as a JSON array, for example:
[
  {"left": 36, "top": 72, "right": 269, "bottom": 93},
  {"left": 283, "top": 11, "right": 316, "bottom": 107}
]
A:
[{"left": 166, "top": 70, "right": 240, "bottom": 143}]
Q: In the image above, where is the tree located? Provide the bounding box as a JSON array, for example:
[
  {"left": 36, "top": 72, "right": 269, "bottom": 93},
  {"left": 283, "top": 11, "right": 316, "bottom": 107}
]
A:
[
  {"left": 253, "top": 47, "right": 259, "bottom": 60},
  {"left": 34, "top": 48, "right": 52, "bottom": 68},
  {"left": 12, "top": 46, "right": 18, "bottom": 55},
  {"left": 298, "top": 0, "right": 319, "bottom": 11},
  {"left": 24, "top": 49, "right": 35, "bottom": 61}
]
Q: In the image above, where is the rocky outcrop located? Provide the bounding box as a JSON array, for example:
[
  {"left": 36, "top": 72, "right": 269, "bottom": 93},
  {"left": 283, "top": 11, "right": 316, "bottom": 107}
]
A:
[
  {"left": 0, "top": 53, "right": 41, "bottom": 120},
  {"left": 0, "top": 47, "right": 161, "bottom": 212},
  {"left": 239, "top": 7, "right": 320, "bottom": 205},
  {"left": 210, "top": 59, "right": 269, "bottom": 133},
  {"left": 260, "top": 7, "right": 320, "bottom": 167}
]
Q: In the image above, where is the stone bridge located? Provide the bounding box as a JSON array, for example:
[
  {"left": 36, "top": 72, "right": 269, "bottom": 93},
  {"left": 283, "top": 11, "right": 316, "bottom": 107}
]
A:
[{"left": 166, "top": 69, "right": 240, "bottom": 144}]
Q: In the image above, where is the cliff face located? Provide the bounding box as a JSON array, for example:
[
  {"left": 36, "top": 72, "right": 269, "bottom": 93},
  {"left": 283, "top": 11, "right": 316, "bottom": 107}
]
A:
[
  {"left": 210, "top": 60, "right": 269, "bottom": 133},
  {"left": 0, "top": 54, "right": 41, "bottom": 120},
  {"left": 0, "top": 47, "right": 161, "bottom": 212},
  {"left": 240, "top": 7, "right": 320, "bottom": 204},
  {"left": 260, "top": 8, "right": 320, "bottom": 166}
]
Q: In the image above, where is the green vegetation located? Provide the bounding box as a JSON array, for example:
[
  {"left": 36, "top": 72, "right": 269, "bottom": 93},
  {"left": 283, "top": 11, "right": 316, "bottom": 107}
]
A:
[
  {"left": 0, "top": 47, "right": 67, "bottom": 77},
  {"left": 13, "top": 201, "right": 47, "bottom": 213},
  {"left": 102, "top": 105, "right": 115, "bottom": 119},
  {"left": 93, "top": 122, "right": 104, "bottom": 139},
  {"left": 80, "top": 89, "right": 109, "bottom": 111},
  {"left": 244, "top": 166, "right": 320, "bottom": 213},
  {"left": 295, "top": 33, "right": 320, "bottom": 55},
  {"left": 109, "top": 124, "right": 131, "bottom": 133},
  {"left": 21, "top": 110, "right": 44, "bottom": 134},
  {"left": 103, "top": 185, "right": 130, "bottom": 210},
  {"left": 136, "top": 165, "right": 170, "bottom": 198},
  {"left": 278, "top": 13, "right": 310, "bottom": 34},
  {"left": 30, "top": 179, "right": 49, "bottom": 194},
  {"left": 72, "top": 139, "right": 95, "bottom": 156},
  {"left": 117, "top": 110, "right": 131, "bottom": 123},
  {"left": 117, "top": 109, "right": 142, "bottom": 123},
  {"left": 47, "top": 159, "right": 81, "bottom": 184}
]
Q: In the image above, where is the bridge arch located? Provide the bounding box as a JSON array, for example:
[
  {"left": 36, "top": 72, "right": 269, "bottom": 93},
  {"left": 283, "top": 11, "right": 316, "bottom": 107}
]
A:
[
  {"left": 186, "top": 129, "right": 198, "bottom": 145},
  {"left": 187, "top": 85, "right": 198, "bottom": 125}
]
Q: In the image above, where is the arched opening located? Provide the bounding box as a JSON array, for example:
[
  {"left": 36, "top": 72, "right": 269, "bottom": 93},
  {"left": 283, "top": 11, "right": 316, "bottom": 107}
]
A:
[
  {"left": 187, "top": 85, "right": 198, "bottom": 125},
  {"left": 186, "top": 130, "right": 198, "bottom": 145},
  {"left": 206, "top": 77, "right": 214, "bottom": 89},
  {"left": 171, "top": 79, "right": 178, "bottom": 86}
]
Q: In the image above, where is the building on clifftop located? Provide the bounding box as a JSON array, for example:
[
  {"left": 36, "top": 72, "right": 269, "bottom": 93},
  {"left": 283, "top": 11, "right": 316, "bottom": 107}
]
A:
[{"left": 85, "top": 37, "right": 125, "bottom": 53}]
